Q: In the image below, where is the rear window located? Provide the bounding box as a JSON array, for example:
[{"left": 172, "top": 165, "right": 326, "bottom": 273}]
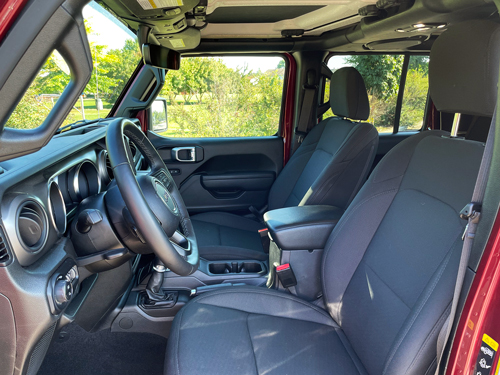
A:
[{"left": 324, "top": 54, "right": 429, "bottom": 133}]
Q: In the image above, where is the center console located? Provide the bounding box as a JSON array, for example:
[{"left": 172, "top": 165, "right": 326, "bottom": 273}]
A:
[
  {"left": 111, "top": 205, "right": 343, "bottom": 337},
  {"left": 264, "top": 205, "right": 344, "bottom": 301}
]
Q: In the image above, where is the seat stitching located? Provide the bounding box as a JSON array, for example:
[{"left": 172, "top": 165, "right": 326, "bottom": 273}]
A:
[
  {"left": 363, "top": 261, "right": 412, "bottom": 310},
  {"left": 400, "top": 188, "right": 468, "bottom": 220},
  {"left": 334, "top": 328, "right": 367, "bottom": 375},
  {"left": 194, "top": 289, "right": 334, "bottom": 322},
  {"left": 315, "top": 148, "right": 334, "bottom": 156},
  {"left": 424, "top": 357, "right": 438, "bottom": 375},
  {"left": 381, "top": 241, "right": 456, "bottom": 375},
  {"left": 322, "top": 188, "right": 398, "bottom": 321},
  {"left": 246, "top": 313, "right": 260, "bottom": 375},
  {"left": 405, "top": 303, "right": 452, "bottom": 375}
]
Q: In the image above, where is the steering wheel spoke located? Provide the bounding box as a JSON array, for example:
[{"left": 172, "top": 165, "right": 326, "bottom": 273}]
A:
[{"left": 170, "top": 230, "right": 190, "bottom": 251}]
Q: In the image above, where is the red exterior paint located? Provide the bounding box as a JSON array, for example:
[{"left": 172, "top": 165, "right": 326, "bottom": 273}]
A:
[
  {"left": 447, "top": 209, "right": 500, "bottom": 375},
  {"left": 282, "top": 53, "right": 296, "bottom": 166},
  {"left": 136, "top": 110, "right": 147, "bottom": 133},
  {"left": 0, "top": 0, "right": 29, "bottom": 42}
]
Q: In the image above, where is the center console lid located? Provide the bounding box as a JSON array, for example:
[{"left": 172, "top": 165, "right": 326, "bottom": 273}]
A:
[{"left": 264, "top": 205, "right": 344, "bottom": 250}]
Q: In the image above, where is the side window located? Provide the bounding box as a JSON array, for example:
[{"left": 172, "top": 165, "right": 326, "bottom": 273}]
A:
[
  {"left": 400, "top": 56, "right": 429, "bottom": 132},
  {"left": 324, "top": 54, "right": 429, "bottom": 134},
  {"left": 6, "top": 51, "right": 72, "bottom": 129},
  {"left": 5, "top": 1, "right": 140, "bottom": 130},
  {"left": 158, "top": 56, "right": 286, "bottom": 138}
]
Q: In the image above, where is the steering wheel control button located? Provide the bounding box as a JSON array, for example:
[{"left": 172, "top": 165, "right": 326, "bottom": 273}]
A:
[{"left": 154, "top": 180, "right": 178, "bottom": 214}]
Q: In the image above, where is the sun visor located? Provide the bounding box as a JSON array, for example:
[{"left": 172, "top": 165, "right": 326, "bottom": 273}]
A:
[{"left": 157, "top": 27, "right": 201, "bottom": 50}]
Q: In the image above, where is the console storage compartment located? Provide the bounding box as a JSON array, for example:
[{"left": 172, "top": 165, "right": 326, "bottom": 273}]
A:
[{"left": 264, "top": 205, "right": 343, "bottom": 301}]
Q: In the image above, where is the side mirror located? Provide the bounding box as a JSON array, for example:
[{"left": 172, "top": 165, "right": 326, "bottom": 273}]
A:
[
  {"left": 150, "top": 98, "right": 168, "bottom": 133},
  {"left": 142, "top": 44, "right": 180, "bottom": 70}
]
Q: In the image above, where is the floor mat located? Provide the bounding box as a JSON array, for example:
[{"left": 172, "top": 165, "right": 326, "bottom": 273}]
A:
[{"left": 38, "top": 323, "right": 167, "bottom": 375}]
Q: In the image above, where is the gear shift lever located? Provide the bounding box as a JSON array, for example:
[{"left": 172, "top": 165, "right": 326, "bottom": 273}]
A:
[{"left": 146, "top": 258, "right": 168, "bottom": 302}]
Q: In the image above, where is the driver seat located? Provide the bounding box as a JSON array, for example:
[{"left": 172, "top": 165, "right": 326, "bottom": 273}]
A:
[{"left": 165, "top": 20, "right": 499, "bottom": 375}]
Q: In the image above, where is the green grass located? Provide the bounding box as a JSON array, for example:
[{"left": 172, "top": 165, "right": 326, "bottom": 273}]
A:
[{"left": 64, "top": 98, "right": 113, "bottom": 123}]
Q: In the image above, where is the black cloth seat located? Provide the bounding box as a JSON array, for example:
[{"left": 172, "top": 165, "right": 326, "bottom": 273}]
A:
[
  {"left": 165, "top": 21, "right": 500, "bottom": 375},
  {"left": 192, "top": 67, "right": 379, "bottom": 261}
]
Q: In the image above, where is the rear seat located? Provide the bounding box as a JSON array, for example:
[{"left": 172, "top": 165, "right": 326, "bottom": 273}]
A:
[{"left": 192, "top": 67, "right": 379, "bottom": 261}]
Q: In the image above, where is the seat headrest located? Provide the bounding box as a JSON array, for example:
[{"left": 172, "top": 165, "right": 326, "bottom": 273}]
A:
[
  {"left": 330, "top": 67, "right": 370, "bottom": 121},
  {"left": 430, "top": 20, "right": 500, "bottom": 117}
]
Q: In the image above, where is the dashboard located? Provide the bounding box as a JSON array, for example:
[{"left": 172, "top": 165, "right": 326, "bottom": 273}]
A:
[{"left": 0, "top": 119, "right": 145, "bottom": 375}]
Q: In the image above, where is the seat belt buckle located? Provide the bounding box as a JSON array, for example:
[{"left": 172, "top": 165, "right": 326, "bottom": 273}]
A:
[
  {"left": 276, "top": 263, "right": 297, "bottom": 288},
  {"left": 258, "top": 228, "right": 270, "bottom": 254}
]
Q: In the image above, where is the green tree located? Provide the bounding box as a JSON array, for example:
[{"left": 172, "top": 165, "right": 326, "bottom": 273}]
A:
[
  {"left": 400, "top": 69, "right": 429, "bottom": 130},
  {"left": 345, "top": 55, "right": 404, "bottom": 100},
  {"left": 408, "top": 56, "right": 430, "bottom": 75},
  {"left": 160, "top": 57, "right": 283, "bottom": 138},
  {"left": 31, "top": 52, "right": 71, "bottom": 94},
  {"left": 97, "top": 39, "right": 141, "bottom": 102}
]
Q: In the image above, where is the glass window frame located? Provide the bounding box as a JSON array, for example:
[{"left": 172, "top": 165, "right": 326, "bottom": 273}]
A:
[
  {"left": 154, "top": 53, "right": 289, "bottom": 139},
  {"left": 323, "top": 52, "right": 430, "bottom": 135}
]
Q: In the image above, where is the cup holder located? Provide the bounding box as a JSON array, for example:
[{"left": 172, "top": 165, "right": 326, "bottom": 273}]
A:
[
  {"left": 208, "top": 263, "right": 232, "bottom": 274},
  {"left": 208, "top": 261, "right": 264, "bottom": 275}
]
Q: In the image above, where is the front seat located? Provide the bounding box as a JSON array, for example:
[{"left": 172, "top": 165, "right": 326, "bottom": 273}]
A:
[
  {"left": 165, "top": 21, "right": 499, "bottom": 375},
  {"left": 192, "top": 67, "right": 379, "bottom": 261}
]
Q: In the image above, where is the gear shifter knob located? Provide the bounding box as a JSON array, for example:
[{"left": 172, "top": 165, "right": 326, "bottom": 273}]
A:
[{"left": 146, "top": 258, "right": 168, "bottom": 301}]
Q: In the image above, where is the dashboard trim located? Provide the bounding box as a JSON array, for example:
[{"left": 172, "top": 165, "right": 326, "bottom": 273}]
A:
[{"left": 47, "top": 180, "right": 67, "bottom": 235}]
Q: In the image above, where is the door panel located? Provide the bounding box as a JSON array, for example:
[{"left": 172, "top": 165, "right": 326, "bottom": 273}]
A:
[{"left": 148, "top": 132, "right": 283, "bottom": 214}]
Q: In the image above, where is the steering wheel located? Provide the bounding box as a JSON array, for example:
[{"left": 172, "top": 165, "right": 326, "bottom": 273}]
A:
[{"left": 106, "top": 118, "right": 199, "bottom": 276}]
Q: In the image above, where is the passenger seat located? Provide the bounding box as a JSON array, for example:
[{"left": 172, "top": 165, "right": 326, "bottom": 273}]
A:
[{"left": 192, "top": 67, "right": 379, "bottom": 261}]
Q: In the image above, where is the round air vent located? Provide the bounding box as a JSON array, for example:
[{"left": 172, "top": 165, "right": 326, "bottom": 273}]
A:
[
  {"left": 17, "top": 200, "right": 48, "bottom": 252},
  {"left": 48, "top": 181, "right": 67, "bottom": 234},
  {"left": 67, "top": 161, "right": 101, "bottom": 202},
  {"left": 97, "top": 150, "right": 113, "bottom": 185}
]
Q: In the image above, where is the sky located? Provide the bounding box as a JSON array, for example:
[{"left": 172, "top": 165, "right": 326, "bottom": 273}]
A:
[
  {"left": 83, "top": 2, "right": 135, "bottom": 50},
  {"left": 217, "top": 56, "right": 283, "bottom": 73}
]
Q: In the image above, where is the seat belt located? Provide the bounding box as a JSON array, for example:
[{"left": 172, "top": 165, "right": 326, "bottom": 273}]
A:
[
  {"left": 435, "top": 109, "right": 496, "bottom": 375},
  {"left": 293, "top": 64, "right": 334, "bottom": 153},
  {"left": 293, "top": 69, "right": 318, "bottom": 152}
]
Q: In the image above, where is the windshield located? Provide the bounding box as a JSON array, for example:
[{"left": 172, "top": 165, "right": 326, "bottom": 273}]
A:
[{"left": 5, "top": 1, "right": 140, "bottom": 130}]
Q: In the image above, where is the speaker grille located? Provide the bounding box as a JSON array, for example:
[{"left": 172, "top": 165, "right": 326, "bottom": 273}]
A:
[
  {"left": 26, "top": 322, "right": 56, "bottom": 375},
  {"left": 0, "top": 226, "right": 12, "bottom": 266}
]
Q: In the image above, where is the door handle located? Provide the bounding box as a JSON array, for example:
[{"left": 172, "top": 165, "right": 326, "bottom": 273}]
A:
[{"left": 172, "top": 147, "right": 196, "bottom": 162}]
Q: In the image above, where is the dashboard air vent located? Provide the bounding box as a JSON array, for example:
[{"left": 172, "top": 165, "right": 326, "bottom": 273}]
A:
[
  {"left": 0, "top": 226, "right": 12, "bottom": 265},
  {"left": 17, "top": 201, "right": 47, "bottom": 252}
]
